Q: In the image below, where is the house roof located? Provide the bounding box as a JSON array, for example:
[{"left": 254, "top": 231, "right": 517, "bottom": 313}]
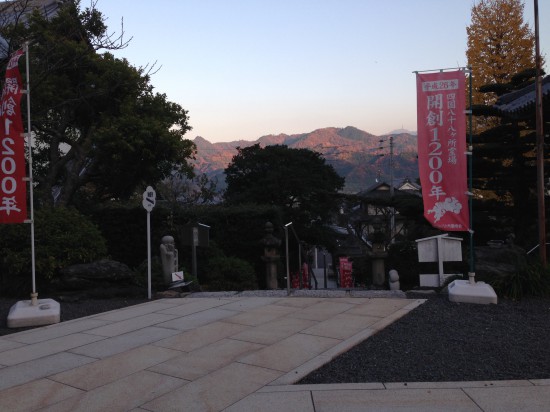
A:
[
  {"left": 493, "top": 75, "right": 550, "bottom": 119},
  {"left": 356, "top": 179, "right": 421, "bottom": 199}
]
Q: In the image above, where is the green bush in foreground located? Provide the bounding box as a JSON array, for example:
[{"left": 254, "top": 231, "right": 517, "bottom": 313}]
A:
[{"left": 0, "top": 207, "right": 107, "bottom": 296}]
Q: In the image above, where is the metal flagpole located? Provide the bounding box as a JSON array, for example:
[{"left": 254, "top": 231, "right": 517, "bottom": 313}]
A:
[
  {"left": 24, "top": 41, "right": 38, "bottom": 305},
  {"left": 534, "top": 0, "right": 546, "bottom": 266},
  {"left": 467, "top": 66, "right": 475, "bottom": 281}
]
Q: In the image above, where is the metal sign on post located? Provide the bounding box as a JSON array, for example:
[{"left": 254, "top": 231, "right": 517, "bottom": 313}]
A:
[
  {"left": 142, "top": 186, "right": 156, "bottom": 299},
  {"left": 142, "top": 186, "right": 156, "bottom": 212}
]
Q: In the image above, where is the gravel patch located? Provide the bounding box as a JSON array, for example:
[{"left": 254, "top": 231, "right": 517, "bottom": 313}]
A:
[{"left": 298, "top": 293, "right": 550, "bottom": 383}]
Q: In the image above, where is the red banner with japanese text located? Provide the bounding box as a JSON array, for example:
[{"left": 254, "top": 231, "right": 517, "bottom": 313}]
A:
[
  {"left": 416, "top": 70, "right": 469, "bottom": 231},
  {"left": 339, "top": 257, "right": 353, "bottom": 288},
  {"left": 0, "top": 49, "right": 26, "bottom": 223}
]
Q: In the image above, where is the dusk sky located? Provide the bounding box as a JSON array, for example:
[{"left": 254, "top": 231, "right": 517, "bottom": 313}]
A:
[{"left": 98, "top": 1, "right": 549, "bottom": 143}]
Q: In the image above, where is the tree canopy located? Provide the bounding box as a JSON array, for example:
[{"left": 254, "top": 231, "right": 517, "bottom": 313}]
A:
[
  {"left": 224, "top": 144, "right": 345, "bottom": 231},
  {"left": 0, "top": 0, "right": 195, "bottom": 206},
  {"left": 466, "top": 0, "right": 537, "bottom": 132}
]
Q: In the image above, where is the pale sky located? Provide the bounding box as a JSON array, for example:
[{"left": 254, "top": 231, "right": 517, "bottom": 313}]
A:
[{"left": 98, "top": 0, "right": 548, "bottom": 143}]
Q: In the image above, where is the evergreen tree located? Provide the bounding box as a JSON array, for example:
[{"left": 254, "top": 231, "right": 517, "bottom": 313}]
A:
[
  {"left": 0, "top": 1, "right": 195, "bottom": 207},
  {"left": 224, "top": 144, "right": 345, "bottom": 244}
]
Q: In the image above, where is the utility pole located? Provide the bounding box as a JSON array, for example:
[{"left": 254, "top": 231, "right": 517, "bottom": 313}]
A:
[
  {"left": 534, "top": 0, "right": 546, "bottom": 265},
  {"left": 389, "top": 136, "right": 395, "bottom": 243}
]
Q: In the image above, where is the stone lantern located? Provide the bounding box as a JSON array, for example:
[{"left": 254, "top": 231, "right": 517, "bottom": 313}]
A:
[{"left": 260, "top": 222, "right": 281, "bottom": 289}]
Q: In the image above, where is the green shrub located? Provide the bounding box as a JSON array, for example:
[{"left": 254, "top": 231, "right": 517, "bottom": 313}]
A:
[
  {"left": 489, "top": 263, "right": 550, "bottom": 300},
  {"left": 0, "top": 207, "right": 107, "bottom": 296},
  {"left": 202, "top": 254, "right": 257, "bottom": 291}
]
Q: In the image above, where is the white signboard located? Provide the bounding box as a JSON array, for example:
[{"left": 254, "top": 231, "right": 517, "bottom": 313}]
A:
[
  {"left": 172, "top": 271, "right": 184, "bottom": 282},
  {"left": 142, "top": 186, "right": 156, "bottom": 212}
]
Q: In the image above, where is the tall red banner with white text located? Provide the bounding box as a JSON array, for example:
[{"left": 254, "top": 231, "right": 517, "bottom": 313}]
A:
[
  {"left": 0, "top": 49, "right": 26, "bottom": 223},
  {"left": 416, "top": 70, "right": 469, "bottom": 231}
]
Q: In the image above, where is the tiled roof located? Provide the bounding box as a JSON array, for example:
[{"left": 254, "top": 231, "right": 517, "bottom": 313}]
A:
[{"left": 493, "top": 75, "right": 550, "bottom": 118}]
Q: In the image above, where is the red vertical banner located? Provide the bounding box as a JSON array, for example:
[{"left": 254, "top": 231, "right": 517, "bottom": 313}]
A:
[
  {"left": 416, "top": 70, "right": 469, "bottom": 231},
  {"left": 339, "top": 257, "right": 353, "bottom": 288},
  {"left": 0, "top": 49, "right": 26, "bottom": 224}
]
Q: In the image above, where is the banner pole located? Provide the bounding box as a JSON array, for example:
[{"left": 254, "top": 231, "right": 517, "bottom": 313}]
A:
[
  {"left": 468, "top": 66, "right": 475, "bottom": 279},
  {"left": 24, "top": 42, "right": 37, "bottom": 303}
]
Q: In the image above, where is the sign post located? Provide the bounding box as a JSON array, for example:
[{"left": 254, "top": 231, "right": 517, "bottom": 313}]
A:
[{"left": 142, "top": 186, "right": 156, "bottom": 299}]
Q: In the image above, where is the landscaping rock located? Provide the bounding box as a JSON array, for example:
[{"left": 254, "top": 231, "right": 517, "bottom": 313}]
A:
[{"left": 55, "top": 259, "right": 142, "bottom": 299}]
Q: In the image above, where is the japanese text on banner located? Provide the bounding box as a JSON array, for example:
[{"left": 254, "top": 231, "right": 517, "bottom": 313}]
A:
[
  {"left": 0, "top": 49, "right": 26, "bottom": 224},
  {"left": 416, "top": 70, "right": 469, "bottom": 231}
]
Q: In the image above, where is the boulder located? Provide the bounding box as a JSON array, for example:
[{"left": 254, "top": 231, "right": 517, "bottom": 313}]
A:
[
  {"left": 60, "top": 259, "right": 135, "bottom": 281},
  {"left": 55, "top": 259, "right": 141, "bottom": 299}
]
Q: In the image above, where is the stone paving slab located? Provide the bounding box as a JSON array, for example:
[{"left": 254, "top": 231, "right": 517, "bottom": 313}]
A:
[
  {"left": 269, "top": 327, "right": 378, "bottom": 386},
  {"left": 50, "top": 344, "right": 182, "bottom": 390},
  {"left": 153, "top": 320, "right": 250, "bottom": 352},
  {"left": 142, "top": 362, "right": 281, "bottom": 412},
  {"left": 223, "top": 303, "right": 298, "bottom": 326},
  {"left": 0, "top": 378, "right": 84, "bottom": 412},
  {"left": 230, "top": 316, "right": 316, "bottom": 345},
  {"left": 0, "top": 337, "right": 24, "bottom": 351},
  {"left": 3, "top": 318, "right": 110, "bottom": 344},
  {"left": 224, "top": 390, "right": 316, "bottom": 412},
  {"left": 463, "top": 385, "right": 550, "bottom": 412},
  {"left": 301, "top": 312, "right": 380, "bottom": 339},
  {"left": 311, "top": 388, "right": 482, "bottom": 412},
  {"left": 239, "top": 333, "right": 340, "bottom": 372},
  {"left": 155, "top": 297, "right": 236, "bottom": 316},
  {"left": 84, "top": 312, "right": 179, "bottom": 337},
  {"left": 214, "top": 297, "right": 284, "bottom": 312},
  {"left": 287, "top": 300, "right": 356, "bottom": 321},
  {"left": 156, "top": 308, "right": 238, "bottom": 331},
  {"left": 345, "top": 297, "right": 415, "bottom": 317},
  {"left": 383, "top": 380, "right": 534, "bottom": 390},
  {"left": 40, "top": 370, "right": 187, "bottom": 412},
  {"left": 68, "top": 326, "right": 180, "bottom": 359},
  {"left": 148, "top": 338, "right": 265, "bottom": 381},
  {"left": 0, "top": 352, "right": 96, "bottom": 391},
  {"left": 0, "top": 333, "right": 105, "bottom": 366},
  {"left": 90, "top": 300, "right": 184, "bottom": 322}
]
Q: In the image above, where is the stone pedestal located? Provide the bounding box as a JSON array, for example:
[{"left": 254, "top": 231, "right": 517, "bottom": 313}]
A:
[
  {"left": 448, "top": 276, "right": 498, "bottom": 304},
  {"left": 260, "top": 222, "right": 281, "bottom": 290},
  {"left": 369, "top": 242, "right": 387, "bottom": 288},
  {"left": 7, "top": 297, "right": 60, "bottom": 328},
  {"left": 371, "top": 257, "right": 385, "bottom": 286},
  {"left": 263, "top": 256, "right": 279, "bottom": 289}
]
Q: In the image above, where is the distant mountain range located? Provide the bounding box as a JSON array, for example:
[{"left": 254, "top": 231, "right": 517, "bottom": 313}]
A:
[{"left": 191, "top": 126, "right": 419, "bottom": 193}]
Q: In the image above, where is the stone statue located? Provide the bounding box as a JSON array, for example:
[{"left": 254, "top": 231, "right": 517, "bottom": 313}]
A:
[
  {"left": 160, "top": 235, "right": 178, "bottom": 286},
  {"left": 389, "top": 269, "right": 400, "bottom": 291}
]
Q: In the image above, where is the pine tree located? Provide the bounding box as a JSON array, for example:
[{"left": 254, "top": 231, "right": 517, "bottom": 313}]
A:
[{"left": 466, "top": 0, "right": 537, "bottom": 133}]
